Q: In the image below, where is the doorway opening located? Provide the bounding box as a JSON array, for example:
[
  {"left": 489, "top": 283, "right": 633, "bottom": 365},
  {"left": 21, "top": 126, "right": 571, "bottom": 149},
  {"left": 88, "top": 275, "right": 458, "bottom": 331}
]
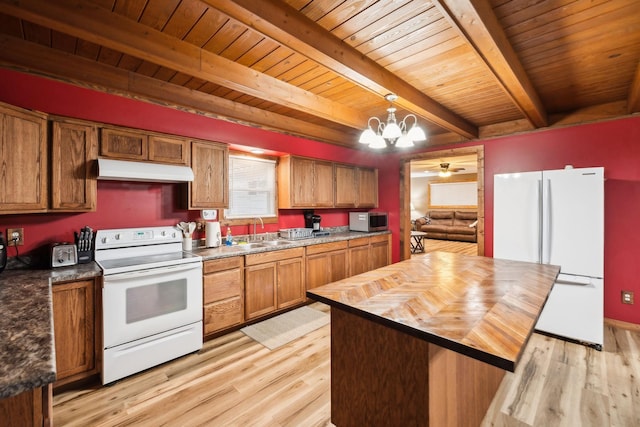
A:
[{"left": 400, "top": 146, "right": 484, "bottom": 261}]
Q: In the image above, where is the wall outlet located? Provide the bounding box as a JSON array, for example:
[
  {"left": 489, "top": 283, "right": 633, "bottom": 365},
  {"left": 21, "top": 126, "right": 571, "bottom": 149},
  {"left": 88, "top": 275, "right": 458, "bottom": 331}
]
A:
[
  {"left": 621, "top": 290, "right": 634, "bottom": 305},
  {"left": 7, "top": 228, "right": 24, "bottom": 246}
]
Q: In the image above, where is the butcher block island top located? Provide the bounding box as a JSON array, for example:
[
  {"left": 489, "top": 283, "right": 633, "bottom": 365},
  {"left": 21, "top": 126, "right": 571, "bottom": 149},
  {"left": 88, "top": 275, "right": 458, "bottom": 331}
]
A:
[
  {"left": 308, "top": 251, "right": 560, "bottom": 371},
  {"left": 307, "top": 252, "right": 560, "bottom": 426}
]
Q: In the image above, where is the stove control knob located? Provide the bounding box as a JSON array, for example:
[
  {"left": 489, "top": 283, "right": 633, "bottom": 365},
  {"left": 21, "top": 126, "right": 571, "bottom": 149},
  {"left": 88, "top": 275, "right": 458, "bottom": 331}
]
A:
[
  {"left": 115, "top": 233, "right": 121, "bottom": 240},
  {"left": 102, "top": 237, "right": 109, "bottom": 244},
  {"left": 160, "top": 231, "right": 166, "bottom": 237}
]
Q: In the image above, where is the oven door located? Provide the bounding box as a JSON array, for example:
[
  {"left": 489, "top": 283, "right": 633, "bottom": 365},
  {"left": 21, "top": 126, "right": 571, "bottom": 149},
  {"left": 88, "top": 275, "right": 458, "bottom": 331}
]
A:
[{"left": 103, "top": 262, "right": 202, "bottom": 349}]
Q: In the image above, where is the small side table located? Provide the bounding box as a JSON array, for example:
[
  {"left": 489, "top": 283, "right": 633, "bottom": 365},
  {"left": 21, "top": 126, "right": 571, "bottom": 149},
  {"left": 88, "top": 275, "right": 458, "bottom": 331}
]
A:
[{"left": 410, "top": 231, "right": 427, "bottom": 253}]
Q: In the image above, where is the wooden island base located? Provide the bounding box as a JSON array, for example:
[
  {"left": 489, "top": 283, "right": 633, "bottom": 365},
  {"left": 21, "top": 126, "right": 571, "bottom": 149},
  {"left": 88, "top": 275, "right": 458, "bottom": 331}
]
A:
[{"left": 331, "top": 308, "right": 505, "bottom": 427}]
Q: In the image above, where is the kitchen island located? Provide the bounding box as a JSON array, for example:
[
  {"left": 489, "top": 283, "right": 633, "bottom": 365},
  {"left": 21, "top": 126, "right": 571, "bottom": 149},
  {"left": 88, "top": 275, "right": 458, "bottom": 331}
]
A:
[{"left": 307, "top": 251, "right": 560, "bottom": 427}]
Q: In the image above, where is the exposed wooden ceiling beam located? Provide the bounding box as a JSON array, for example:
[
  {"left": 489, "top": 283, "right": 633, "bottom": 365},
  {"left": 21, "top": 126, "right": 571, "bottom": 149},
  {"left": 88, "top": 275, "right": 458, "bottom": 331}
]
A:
[
  {"left": 0, "top": 0, "right": 370, "bottom": 130},
  {"left": 436, "top": 0, "right": 548, "bottom": 128},
  {"left": 628, "top": 62, "right": 640, "bottom": 113},
  {"left": 201, "top": 0, "right": 478, "bottom": 139},
  {"left": 0, "top": 34, "right": 355, "bottom": 147}
]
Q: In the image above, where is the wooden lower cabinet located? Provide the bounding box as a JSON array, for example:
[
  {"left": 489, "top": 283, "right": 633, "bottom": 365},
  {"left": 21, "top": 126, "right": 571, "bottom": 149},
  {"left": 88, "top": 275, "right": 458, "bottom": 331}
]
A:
[
  {"left": 203, "top": 256, "right": 244, "bottom": 337},
  {"left": 51, "top": 279, "right": 98, "bottom": 388},
  {"left": 245, "top": 248, "right": 305, "bottom": 320},
  {"left": 348, "top": 237, "right": 371, "bottom": 277},
  {"left": 245, "top": 262, "right": 277, "bottom": 320},
  {"left": 0, "top": 384, "right": 52, "bottom": 427},
  {"left": 277, "top": 257, "right": 305, "bottom": 310},
  {"left": 305, "top": 241, "right": 348, "bottom": 291},
  {"left": 369, "top": 234, "right": 391, "bottom": 271}
]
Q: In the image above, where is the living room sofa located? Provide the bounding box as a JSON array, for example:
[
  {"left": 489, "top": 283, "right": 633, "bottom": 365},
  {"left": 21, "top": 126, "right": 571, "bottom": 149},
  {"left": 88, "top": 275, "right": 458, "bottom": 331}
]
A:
[{"left": 414, "top": 210, "right": 478, "bottom": 243}]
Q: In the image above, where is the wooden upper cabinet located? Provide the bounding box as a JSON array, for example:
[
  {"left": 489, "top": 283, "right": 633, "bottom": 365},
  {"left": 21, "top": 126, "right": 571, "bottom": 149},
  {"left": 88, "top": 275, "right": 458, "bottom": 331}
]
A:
[
  {"left": 100, "top": 126, "right": 189, "bottom": 165},
  {"left": 315, "top": 160, "right": 335, "bottom": 207},
  {"left": 188, "top": 140, "right": 228, "bottom": 209},
  {"left": 50, "top": 118, "right": 98, "bottom": 212},
  {"left": 0, "top": 102, "right": 48, "bottom": 214},
  {"left": 100, "top": 127, "right": 147, "bottom": 161},
  {"left": 148, "top": 135, "right": 189, "bottom": 165},
  {"left": 357, "top": 167, "right": 378, "bottom": 208},
  {"left": 335, "top": 164, "right": 357, "bottom": 208},
  {"left": 278, "top": 155, "right": 334, "bottom": 208},
  {"left": 335, "top": 164, "right": 378, "bottom": 208}
]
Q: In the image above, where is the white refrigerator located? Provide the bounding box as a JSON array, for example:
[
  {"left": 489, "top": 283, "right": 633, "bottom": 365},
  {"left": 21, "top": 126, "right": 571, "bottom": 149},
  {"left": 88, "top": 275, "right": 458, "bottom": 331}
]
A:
[{"left": 493, "top": 166, "right": 604, "bottom": 349}]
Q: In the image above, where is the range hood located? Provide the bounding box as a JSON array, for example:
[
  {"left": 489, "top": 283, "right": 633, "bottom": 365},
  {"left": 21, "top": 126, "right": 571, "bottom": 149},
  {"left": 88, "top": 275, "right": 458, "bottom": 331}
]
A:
[{"left": 97, "top": 158, "right": 194, "bottom": 183}]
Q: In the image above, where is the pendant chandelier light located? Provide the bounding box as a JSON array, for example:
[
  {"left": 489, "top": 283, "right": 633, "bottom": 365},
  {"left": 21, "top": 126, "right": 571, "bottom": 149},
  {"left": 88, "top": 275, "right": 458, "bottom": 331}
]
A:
[{"left": 359, "top": 94, "right": 427, "bottom": 149}]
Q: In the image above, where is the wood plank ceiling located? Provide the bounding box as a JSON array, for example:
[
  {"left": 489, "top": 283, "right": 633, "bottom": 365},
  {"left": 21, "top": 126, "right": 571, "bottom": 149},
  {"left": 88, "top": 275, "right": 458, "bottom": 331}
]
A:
[{"left": 0, "top": 0, "right": 638, "bottom": 150}]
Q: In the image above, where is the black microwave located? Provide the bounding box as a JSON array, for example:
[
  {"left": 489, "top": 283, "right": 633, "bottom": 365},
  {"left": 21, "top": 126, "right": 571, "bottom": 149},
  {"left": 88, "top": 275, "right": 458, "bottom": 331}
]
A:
[{"left": 349, "top": 212, "right": 388, "bottom": 232}]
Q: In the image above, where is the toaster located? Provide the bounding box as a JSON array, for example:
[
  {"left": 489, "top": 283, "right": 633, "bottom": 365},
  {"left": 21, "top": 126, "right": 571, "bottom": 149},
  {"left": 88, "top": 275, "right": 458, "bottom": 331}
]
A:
[{"left": 51, "top": 243, "right": 78, "bottom": 268}]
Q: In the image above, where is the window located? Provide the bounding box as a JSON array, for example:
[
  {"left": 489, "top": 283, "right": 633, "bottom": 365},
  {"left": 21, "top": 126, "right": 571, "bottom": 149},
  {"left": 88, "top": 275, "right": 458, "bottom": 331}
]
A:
[{"left": 223, "top": 155, "right": 277, "bottom": 220}]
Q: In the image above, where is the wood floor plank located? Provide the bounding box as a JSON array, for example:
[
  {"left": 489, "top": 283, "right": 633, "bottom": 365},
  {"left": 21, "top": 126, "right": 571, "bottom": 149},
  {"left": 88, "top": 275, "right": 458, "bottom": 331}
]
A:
[{"left": 499, "top": 334, "right": 554, "bottom": 424}]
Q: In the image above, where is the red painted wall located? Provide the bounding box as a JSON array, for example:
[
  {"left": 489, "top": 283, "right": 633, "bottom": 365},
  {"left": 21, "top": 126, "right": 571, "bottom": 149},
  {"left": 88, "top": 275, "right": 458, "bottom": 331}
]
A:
[
  {"left": 1, "top": 69, "right": 639, "bottom": 324},
  {"left": 479, "top": 116, "right": 640, "bottom": 325},
  {"left": 0, "top": 69, "right": 394, "bottom": 253}
]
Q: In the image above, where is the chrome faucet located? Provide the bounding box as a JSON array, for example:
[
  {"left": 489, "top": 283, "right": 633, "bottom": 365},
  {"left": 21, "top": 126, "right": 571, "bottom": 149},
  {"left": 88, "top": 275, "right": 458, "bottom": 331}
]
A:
[{"left": 253, "top": 217, "right": 264, "bottom": 241}]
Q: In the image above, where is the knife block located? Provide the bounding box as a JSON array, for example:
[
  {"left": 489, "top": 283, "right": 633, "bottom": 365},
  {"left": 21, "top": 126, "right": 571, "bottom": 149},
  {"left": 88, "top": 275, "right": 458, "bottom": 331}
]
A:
[
  {"left": 77, "top": 249, "right": 93, "bottom": 264},
  {"left": 75, "top": 230, "right": 94, "bottom": 264}
]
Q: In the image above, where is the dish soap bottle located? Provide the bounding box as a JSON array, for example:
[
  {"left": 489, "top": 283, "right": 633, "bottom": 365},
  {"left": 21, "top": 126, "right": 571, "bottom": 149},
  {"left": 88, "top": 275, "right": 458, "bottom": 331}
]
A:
[{"left": 225, "top": 227, "right": 233, "bottom": 246}]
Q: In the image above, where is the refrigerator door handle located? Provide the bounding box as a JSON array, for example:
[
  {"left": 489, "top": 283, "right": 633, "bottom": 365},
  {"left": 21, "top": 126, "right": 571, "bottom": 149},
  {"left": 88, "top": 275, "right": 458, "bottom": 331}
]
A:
[
  {"left": 556, "top": 274, "right": 592, "bottom": 286},
  {"left": 537, "top": 179, "right": 543, "bottom": 263},
  {"left": 543, "top": 178, "right": 552, "bottom": 264}
]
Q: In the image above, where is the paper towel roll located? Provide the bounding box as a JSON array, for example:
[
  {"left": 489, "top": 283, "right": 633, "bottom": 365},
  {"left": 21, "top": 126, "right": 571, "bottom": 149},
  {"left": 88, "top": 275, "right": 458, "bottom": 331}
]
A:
[{"left": 205, "top": 222, "right": 221, "bottom": 247}]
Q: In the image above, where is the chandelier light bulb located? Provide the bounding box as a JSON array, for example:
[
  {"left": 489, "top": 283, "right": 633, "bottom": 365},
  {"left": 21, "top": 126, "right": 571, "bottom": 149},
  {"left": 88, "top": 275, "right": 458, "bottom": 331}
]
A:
[
  {"left": 359, "top": 127, "right": 377, "bottom": 144},
  {"left": 382, "top": 122, "right": 402, "bottom": 139},
  {"left": 395, "top": 133, "right": 414, "bottom": 148},
  {"left": 369, "top": 134, "right": 387, "bottom": 149},
  {"left": 407, "top": 122, "right": 427, "bottom": 142}
]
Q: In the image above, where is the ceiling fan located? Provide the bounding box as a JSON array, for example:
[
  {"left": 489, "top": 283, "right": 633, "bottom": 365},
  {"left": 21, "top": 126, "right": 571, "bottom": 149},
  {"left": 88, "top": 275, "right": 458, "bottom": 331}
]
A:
[{"left": 439, "top": 162, "right": 465, "bottom": 177}]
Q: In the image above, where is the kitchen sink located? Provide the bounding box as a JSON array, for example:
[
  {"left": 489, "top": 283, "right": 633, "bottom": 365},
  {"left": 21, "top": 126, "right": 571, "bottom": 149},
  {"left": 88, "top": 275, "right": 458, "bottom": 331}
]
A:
[
  {"left": 218, "top": 240, "right": 294, "bottom": 252},
  {"left": 260, "top": 240, "right": 294, "bottom": 246}
]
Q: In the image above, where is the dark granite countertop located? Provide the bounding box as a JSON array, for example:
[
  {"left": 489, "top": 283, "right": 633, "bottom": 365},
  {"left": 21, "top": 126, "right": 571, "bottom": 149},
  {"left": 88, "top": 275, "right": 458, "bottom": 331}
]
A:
[
  {"left": 191, "top": 230, "right": 390, "bottom": 261},
  {"left": 0, "top": 263, "right": 102, "bottom": 399}
]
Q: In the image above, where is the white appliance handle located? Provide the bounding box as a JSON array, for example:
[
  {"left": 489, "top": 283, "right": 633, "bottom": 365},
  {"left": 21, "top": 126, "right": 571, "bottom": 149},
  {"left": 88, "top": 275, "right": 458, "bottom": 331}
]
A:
[
  {"left": 104, "top": 262, "right": 202, "bottom": 282},
  {"left": 543, "top": 178, "right": 552, "bottom": 264},
  {"left": 537, "top": 179, "right": 543, "bottom": 263},
  {"left": 111, "top": 326, "right": 197, "bottom": 355},
  {"left": 556, "top": 273, "right": 592, "bottom": 286}
]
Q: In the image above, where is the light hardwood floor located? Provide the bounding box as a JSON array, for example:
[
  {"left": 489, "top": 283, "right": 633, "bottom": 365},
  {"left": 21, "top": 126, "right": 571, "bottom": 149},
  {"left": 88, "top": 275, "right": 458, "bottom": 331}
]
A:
[
  {"left": 415, "top": 237, "right": 478, "bottom": 256},
  {"left": 53, "top": 240, "right": 639, "bottom": 426}
]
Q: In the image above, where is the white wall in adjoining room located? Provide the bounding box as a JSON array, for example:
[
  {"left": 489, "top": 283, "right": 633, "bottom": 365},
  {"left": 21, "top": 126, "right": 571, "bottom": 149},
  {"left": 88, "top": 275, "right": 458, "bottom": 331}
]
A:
[{"left": 410, "top": 173, "right": 478, "bottom": 218}]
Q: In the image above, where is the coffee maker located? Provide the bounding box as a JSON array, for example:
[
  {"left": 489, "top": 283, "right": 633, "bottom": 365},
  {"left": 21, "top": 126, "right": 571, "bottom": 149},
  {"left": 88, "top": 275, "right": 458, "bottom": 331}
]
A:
[{"left": 304, "top": 210, "right": 321, "bottom": 231}]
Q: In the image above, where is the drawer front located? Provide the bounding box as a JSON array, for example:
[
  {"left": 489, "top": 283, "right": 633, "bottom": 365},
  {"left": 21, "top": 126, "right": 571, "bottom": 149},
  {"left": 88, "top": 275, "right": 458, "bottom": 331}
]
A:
[
  {"left": 204, "top": 269, "right": 243, "bottom": 303},
  {"left": 245, "top": 247, "right": 304, "bottom": 266},
  {"left": 306, "top": 240, "right": 348, "bottom": 255},
  {"left": 348, "top": 237, "right": 370, "bottom": 248},
  {"left": 204, "top": 297, "right": 243, "bottom": 334},
  {"left": 369, "top": 234, "right": 389, "bottom": 244},
  {"left": 204, "top": 256, "right": 244, "bottom": 274}
]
